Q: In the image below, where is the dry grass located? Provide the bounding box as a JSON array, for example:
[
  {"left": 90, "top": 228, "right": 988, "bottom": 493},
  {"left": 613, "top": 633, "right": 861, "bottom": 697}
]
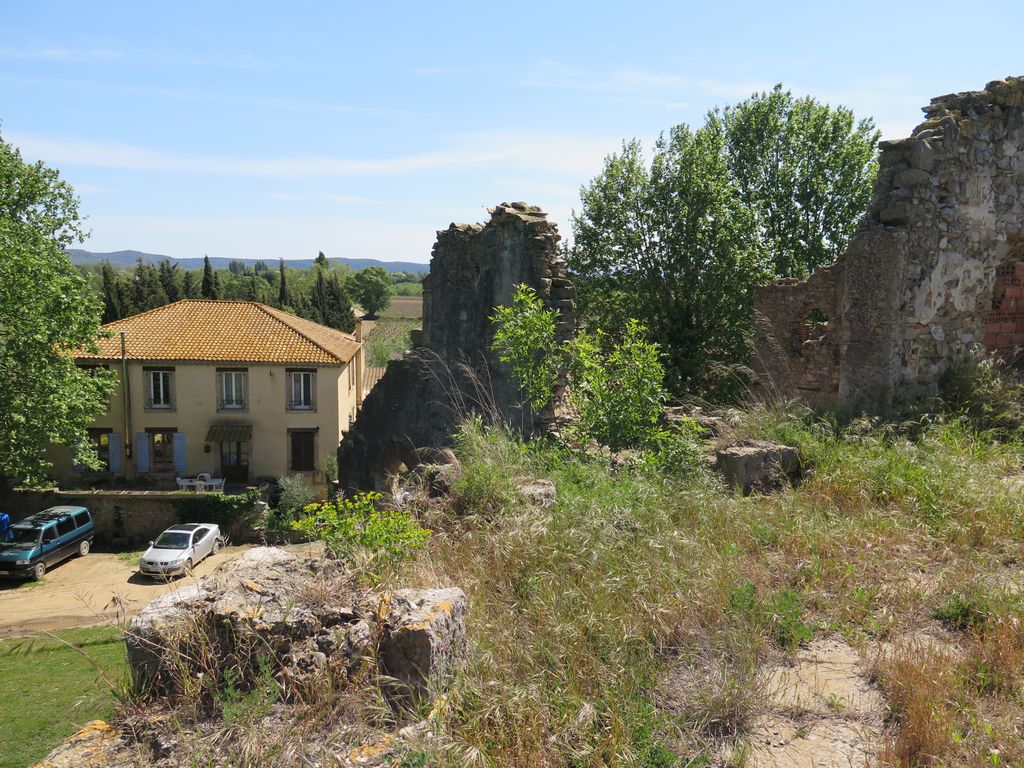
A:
[{"left": 395, "top": 409, "right": 1024, "bottom": 766}]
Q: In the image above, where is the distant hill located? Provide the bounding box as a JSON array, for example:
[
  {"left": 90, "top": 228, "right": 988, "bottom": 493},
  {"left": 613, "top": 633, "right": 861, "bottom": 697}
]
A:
[{"left": 67, "top": 249, "right": 429, "bottom": 274}]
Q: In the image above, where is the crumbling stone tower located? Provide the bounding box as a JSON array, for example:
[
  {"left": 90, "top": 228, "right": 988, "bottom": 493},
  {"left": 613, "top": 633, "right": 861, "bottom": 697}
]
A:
[
  {"left": 753, "top": 77, "right": 1024, "bottom": 410},
  {"left": 339, "top": 203, "right": 573, "bottom": 492}
]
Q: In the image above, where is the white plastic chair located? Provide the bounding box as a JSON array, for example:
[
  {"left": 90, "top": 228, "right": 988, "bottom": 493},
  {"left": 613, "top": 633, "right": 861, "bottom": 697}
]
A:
[
  {"left": 208, "top": 478, "right": 226, "bottom": 492},
  {"left": 193, "top": 480, "right": 207, "bottom": 493},
  {"left": 176, "top": 477, "right": 196, "bottom": 491}
]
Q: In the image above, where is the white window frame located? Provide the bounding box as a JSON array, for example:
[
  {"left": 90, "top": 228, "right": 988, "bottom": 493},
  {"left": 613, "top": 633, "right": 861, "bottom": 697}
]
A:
[
  {"left": 287, "top": 370, "right": 315, "bottom": 410},
  {"left": 147, "top": 369, "right": 173, "bottom": 409},
  {"left": 219, "top": 369, "right": 247, "bottom": 410}
]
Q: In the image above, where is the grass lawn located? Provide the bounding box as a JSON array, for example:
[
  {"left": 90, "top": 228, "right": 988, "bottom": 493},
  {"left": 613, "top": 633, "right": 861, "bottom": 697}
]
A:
[{"left": 0, "top": 625, "right": 126, "bottom": 768}]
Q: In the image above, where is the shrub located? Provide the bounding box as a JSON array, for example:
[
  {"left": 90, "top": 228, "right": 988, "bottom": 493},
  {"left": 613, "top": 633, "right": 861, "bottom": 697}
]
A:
[
  {"left": 489, "top": 284, "right": 561, "bottom": 413},
  {"left": 267, "top": 474, "right": 316, "bottom": 530},
  {"left": 565, "top": 318, "right": 668, "bottom": 450},
  {"left": 489, "top": 284, "right": 670, "bottom": 450},
  {"left": 322, "top": 454, "right": 339, "bottom": 501},
  {"left": 175, "top": 489, "right": 262, "bottom": 532},
  {"left": 291, "top": 492, "right": 430, "bottom": 578}
]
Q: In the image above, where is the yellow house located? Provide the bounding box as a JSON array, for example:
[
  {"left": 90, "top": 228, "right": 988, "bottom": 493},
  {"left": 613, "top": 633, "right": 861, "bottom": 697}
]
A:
[{"left": 52, "top": 299, "right": 364, "bottom": 486}]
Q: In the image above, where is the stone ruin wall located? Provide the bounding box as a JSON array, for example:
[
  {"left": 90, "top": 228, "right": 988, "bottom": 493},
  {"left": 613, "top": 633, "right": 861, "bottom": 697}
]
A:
[
  {"left": 338, "top": 202, "right": 573, "bottom": 491},
  {"left": 753, "top": 76, "right": 1024, "bottom": 410}
]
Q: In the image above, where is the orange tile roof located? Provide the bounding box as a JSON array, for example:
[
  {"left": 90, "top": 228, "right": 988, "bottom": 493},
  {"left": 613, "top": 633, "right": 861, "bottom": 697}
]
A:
[{"left": 79, "top": 300, "right": 360, "bottom": 365}]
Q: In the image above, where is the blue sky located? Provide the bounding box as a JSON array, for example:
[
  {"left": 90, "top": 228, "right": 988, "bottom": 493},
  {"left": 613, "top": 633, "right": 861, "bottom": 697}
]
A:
[{"left": 3, "top": 1, "right": 1022, "bottom": 264}]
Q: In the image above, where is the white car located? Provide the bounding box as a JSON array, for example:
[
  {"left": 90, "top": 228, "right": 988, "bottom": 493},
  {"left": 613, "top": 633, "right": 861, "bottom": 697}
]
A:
[{"left": 139, "top": 523, "right": 223, "bottom": 578}]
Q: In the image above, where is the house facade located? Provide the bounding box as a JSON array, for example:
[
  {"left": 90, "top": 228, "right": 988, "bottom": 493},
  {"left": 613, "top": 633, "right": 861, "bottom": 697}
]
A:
[{"left": 51, "top": 300, "right": 364, "bottom": 485}]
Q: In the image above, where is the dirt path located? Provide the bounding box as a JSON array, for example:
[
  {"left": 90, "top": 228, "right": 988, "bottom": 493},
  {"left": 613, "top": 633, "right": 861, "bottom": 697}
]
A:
[
  {"left": 742, "top": 638, "right": 885, "bottom": 768},
  {"left": 0, "top": 547, "right": 258, "bottom": 637}
]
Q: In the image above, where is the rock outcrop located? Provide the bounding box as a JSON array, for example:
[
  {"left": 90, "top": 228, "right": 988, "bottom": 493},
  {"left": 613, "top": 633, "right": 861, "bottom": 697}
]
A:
[
  {"left": 39, "top": 547, "right": 468, "bottom": 766},
  {"left": 339, "top": 202, "right": 574, "bottom": 492},
  {"left": 753, "top": 76, "right": 1024, "bottom": 411},
  {"left": 125, "top": 547, "right": 466, "bottom": 703}
]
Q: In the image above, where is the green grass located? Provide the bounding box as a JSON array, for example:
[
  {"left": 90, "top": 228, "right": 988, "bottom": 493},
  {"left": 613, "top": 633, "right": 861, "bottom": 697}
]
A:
[
  {"left": 0, "top": 626, "right": 126, "bottom": 768},
  {"left": 115, "top": 550, "right": 142, "bottom": 568}
]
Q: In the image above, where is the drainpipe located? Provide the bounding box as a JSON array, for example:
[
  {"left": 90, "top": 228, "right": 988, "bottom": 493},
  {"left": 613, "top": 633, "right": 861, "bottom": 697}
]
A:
[
  {"left": 120, "top": 331, "right": 132, "bottom": 462},
  {"left": 354, "top": 320, "right": 364, "bottom": 406}
]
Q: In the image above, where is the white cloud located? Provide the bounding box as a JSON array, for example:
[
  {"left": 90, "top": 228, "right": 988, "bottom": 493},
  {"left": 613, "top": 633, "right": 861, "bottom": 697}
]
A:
[
  {"left": 0, "top": 47, "right": 122, "bottom": 62},
  {"left": 10, "top": 130, "right": 616, "bottom": 179}
]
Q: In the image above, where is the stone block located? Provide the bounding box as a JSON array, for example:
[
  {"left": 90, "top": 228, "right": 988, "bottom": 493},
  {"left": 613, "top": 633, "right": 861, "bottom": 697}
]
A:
[
  {"left": 714, "top": 440, "right": 801, "bottom": 496},
  {"left": 378, "top": 587, "right": 468, "bottom": 701}
]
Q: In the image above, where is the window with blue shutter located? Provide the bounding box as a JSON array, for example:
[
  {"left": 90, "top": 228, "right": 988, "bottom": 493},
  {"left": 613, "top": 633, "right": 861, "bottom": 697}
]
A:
[
  {"left": 109, "top": 433, "right": 123, "bottom": 474},
  {"left": 135, "top": 433, "right": 151, "bottom": 473},
  {"left": 173, "top": 433, "right": 187, "bottom": 473}
]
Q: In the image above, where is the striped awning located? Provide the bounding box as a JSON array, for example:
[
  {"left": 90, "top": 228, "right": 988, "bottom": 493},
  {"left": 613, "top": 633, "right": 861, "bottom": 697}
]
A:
[{"left": 205, "top": 424, "right": 252, "bottom": 443}]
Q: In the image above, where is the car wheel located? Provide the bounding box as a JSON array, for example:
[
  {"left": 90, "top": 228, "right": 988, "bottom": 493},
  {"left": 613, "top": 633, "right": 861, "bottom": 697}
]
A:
[
  {"left": 183, "top": 559, "right": 193, "bottom": 577},
  {"left": 31, "top": 562, "right": 46, "bottom": 581},
  {"left": 213, "top": 538, "right": 223, "bottom": 554},
  {"left": 78, "top": 540, "right": 90, "bottom": 557}
]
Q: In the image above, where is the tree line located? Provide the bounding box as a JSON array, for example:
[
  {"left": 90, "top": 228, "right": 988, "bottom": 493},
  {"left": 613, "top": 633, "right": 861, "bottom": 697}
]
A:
[{"left": 88, "top": 252, "right": 415, "bottom": 333}]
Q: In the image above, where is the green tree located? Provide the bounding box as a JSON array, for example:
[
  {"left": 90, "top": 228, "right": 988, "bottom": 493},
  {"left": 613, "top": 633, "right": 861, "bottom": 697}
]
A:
[
  {"left": 353, "top": 266, "right": 393, "bottom": 318},
  {"left": 0, "top": 134, "right": 116, "bottom": 485},
  {"left": 201, "top": 255, "right": 221, "bottom": 299},
  {"left": 277, "top": 258, "right": 289, "bottom": 307},
  {"left": 571, "top": 86, "right": 878, "bottom": 400},
  {"left": 100, "top": 261, "right": 122, "bottom": 322},
  {"left": 181, "top": 269, "right": 201, "bottom": 299},
  {"left": 132, "top": 257, "right": 169, "bottom": 311},
  {"left": 158, "top": 259, "right": 182, "bottom": 302},
  {"left": 717, "top": 85, "right": 878, "bottom": 277},
  {"left": 310, "top": 266, "right": 329, "bottom": 324},
  {"left": 325, "top": 273, "right": 356, "bottom": 332}
]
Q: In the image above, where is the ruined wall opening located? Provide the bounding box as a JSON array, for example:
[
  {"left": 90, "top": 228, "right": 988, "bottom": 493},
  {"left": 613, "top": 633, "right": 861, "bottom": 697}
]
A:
[
  {"left": 372, "top": 440, "right": 419, "bottom": 495},
  {"left": 792, "top": 308, "right": 831, "bottom": 357},
  {"left": 983, "top": 258, "right": 1024, "bottom": 359}
]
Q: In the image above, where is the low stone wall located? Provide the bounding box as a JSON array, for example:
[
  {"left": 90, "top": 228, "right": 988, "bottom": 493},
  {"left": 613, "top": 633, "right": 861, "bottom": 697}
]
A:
[{"left": 6, "top": 489, "right": 265, "bottom": 548}]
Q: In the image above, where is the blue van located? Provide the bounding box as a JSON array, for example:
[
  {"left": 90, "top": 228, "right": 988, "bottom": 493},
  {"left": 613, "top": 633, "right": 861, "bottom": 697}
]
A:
[{"left": 0, "top": 506, "right": 95, "bottom": 580}]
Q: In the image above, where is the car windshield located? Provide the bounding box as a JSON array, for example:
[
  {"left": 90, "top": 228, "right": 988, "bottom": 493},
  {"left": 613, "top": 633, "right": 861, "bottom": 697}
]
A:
[
  {"left": 153, "top": 532, "right": 191, "bottom": 550},
  {"left": 5, "top": 527, "right": 40, "bottom": 547}
]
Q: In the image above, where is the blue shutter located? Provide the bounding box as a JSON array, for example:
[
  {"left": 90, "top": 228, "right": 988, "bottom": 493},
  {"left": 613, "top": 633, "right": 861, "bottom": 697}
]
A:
[
  {"left": 173, "top": 432, "right": 187, "bottom": 473},
  {"left": 135, "top": 433, "right": 151, "bottom": 473},
  {"left": 109, "top": 433, "right": 123, "bottom": 474}
]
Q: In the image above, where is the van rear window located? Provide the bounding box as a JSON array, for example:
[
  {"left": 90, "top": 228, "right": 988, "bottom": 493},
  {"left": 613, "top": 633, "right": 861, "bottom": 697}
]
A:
[{"left": 73, "top": 512, "right": 90, "bottom": 528}]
